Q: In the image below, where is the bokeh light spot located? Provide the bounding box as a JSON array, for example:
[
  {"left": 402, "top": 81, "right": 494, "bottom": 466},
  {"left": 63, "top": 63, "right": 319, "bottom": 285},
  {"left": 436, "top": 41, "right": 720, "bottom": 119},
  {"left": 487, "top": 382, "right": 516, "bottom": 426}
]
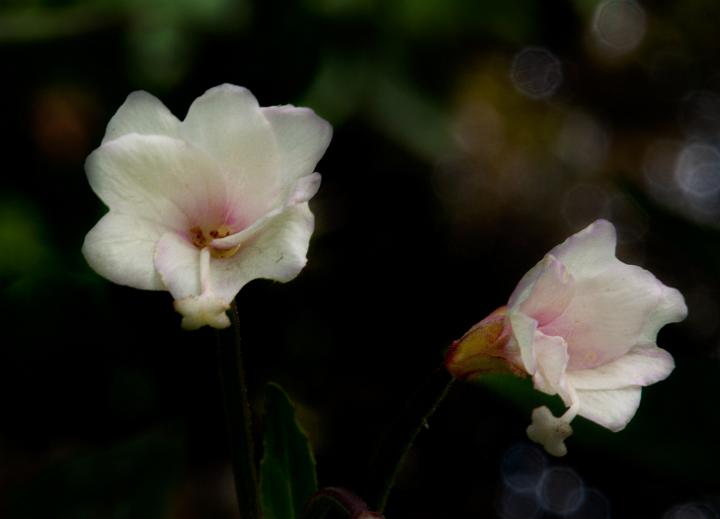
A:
[
  {"left": 538, "top": 466, "right": 585, "bottom": 515},
  {"left": 556, "top": 111, "right": 609, "bottom": 173},
  {"left": 497, "top": 488, "right": 541, "bottom": 519},
  {"left": 663, "top": 503, "right": 715, "bottom": 519},
  {"left": 592, "top": 0, "right": 646, "bottom": 54},
  {"left": 500, "top": 444, "right": 546, "bottom": 492},
  {"left": 680, "top": 90, "right": 720, "bottom": 139},
  {"left": 566, "top": 488, "right": 611, "bottom": 519},
  {"left": 510, "top": 47, "right": 563, "bottom": 99},
  {"left": 674, "top": 143, "right": 720, "bottom": 200},
  {"left": 643, "top": 139, "right": 683, "bottom": 197}
]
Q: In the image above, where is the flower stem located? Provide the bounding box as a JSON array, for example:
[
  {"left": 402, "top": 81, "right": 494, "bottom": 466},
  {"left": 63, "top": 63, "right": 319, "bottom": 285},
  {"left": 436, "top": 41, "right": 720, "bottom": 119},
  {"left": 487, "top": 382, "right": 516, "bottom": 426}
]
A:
[
  {"left": 302, "top": 487, "right": 384, "bottom": 519},
  {"left": 366, "top": 366, "right": 455, "bottom": 512},
  {"left": 217, "top": 300, "right": 261, "bottom": 519}
]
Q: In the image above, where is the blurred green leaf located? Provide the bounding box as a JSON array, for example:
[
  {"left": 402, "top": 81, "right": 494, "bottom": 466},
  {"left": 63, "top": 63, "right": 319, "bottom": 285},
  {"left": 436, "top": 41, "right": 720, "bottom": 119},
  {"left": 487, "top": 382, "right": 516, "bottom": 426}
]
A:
[
  {"left": 387, "top": 0, "right": 537, "bottom": 41},
  {"left": 301, "top": 55, "right": 371, "bottom": 124},
  {"left": 5, "top": 429, "right": 183, "bottom": 519},
  {"left": 260, "top": 383, "right": 317, "bottom": 519},
  {"left": 369, "top": 72, "right": 452, "bottom": 161},
  {"left": 127, "top": 23, "right": 192, "bottom": 88},
  {"left": 0, "top": 199, "right": 52, "bottom": 279}
]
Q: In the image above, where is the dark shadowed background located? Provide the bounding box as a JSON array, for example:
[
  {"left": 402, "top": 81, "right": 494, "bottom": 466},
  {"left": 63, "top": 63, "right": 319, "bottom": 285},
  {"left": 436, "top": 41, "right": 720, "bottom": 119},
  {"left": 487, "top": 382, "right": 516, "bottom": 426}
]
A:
[{"left": 1, "top": 0, "right": 719, "bottom": 517}]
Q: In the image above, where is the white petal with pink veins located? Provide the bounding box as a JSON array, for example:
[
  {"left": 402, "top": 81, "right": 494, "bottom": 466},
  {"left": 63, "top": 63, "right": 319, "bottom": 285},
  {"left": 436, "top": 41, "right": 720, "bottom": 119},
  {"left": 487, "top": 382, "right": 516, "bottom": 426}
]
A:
[
  {"left": 531, "top": 331, "right": 571, "bottom": 404},
  {"left": 541, "top": 262, "right": 668, "bottom": 370},
  {"left": 82, "top": 212, "right": 165, "bottom": 290},
  {"left": 288, "top": 173, "right": 323, "bottom": 204},
  {"left": 567, "top": 344, "right": 675, "bottom": 390},
  {"left": 154, "top": 232, "right": 202, "bottom": 301},
  {"left": 508, "top": 261, "right": 544, "bottom": 308},
  {"left": 86, "top": 134, "right": 229, "bottom": 231},
  {"left": 508, "top": 310, "right": 538, "bottom": 374},
  {"left": 548, "top": 219, "right": 617, "bottom": 278},
  {"left": 638, "top": 284, "right": 688, "bottom": 343},
  {"left": 517, "top": 254, "right": 575, "bottom": 326},
  {"left": 180, "top": 84, "right": 281, "bottom": 220},
  {"left": 209, "top": 174, "right": 323, "bottom": 255},
  {"left": 210, "top": 203, "right": 315, "bottom": 303},
  {"left": 262, "top": 106, "right": 333, "bottom": 185},
  {"left": 102, "top": 91, "right": 181, "bottom": 143},
  {"left": 576, "top": 386, "right": 642, "bottom": 432}
]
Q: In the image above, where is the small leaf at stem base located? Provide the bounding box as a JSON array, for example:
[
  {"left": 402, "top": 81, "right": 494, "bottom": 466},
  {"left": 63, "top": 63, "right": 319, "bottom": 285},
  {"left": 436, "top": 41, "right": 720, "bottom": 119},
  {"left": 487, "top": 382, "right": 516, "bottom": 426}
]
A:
[{"left": 260, "top": 383, "right": 318, "bottom": 519}]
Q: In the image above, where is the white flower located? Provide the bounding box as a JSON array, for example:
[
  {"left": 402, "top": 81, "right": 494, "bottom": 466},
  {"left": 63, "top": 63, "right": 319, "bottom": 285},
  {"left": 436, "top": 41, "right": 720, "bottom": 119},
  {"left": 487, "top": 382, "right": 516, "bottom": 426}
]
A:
[
  {"left": 445, "top": 219, "right": 687, "bottom": 455},
  {"left": 82, "top": 84, "right": 332, "bottom": 329},
  {"left": 507, "top": 219, "right": 687, "bottom": 453}
]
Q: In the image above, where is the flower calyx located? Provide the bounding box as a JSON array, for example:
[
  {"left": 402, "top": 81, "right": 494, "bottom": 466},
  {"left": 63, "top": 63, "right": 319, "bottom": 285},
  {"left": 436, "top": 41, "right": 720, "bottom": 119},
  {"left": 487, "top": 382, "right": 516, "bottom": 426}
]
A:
[{"left": 445, "top": 306, "right": 526, "bottom": 381}]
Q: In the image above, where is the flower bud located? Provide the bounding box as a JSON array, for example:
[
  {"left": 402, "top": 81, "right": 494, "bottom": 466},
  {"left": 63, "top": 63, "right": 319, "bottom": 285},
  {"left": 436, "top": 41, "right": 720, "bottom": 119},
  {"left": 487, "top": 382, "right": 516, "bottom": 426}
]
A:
[{"left": 445, "top": 306, "right": 526, "bottom": 381}]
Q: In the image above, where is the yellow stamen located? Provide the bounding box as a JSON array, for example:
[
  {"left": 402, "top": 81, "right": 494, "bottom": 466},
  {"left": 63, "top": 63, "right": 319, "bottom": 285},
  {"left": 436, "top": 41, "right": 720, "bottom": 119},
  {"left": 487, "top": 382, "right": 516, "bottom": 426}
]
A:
[
  {"left": 189, "top": 224, "right": 243, "bottom": 259},
  {"left": 210, "top": 243, "right": 242, "bottom": 259}
]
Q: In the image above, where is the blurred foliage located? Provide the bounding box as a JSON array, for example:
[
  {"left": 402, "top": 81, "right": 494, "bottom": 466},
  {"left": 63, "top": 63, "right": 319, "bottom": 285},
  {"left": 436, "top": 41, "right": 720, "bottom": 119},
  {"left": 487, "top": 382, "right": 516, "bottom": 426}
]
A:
[
  {"left": 6, "top": 429, "right": 183, "bottom": 519},
  {"left": 259, "top": 383, "right": 317, "bottom": 519},
  {"left": 0, "top": 199, "right": 52, "bottom": 279}
]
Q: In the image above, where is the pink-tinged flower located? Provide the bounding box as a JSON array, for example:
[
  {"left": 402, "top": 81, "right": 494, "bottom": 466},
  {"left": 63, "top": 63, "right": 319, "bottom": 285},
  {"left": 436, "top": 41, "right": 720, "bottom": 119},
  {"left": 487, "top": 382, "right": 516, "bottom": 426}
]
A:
[
  {"left": 82, "top": 84, "right": 332, "bottom": 329},
  {"left": 446, "top": 220, "right": 687, "bottom": 455}
]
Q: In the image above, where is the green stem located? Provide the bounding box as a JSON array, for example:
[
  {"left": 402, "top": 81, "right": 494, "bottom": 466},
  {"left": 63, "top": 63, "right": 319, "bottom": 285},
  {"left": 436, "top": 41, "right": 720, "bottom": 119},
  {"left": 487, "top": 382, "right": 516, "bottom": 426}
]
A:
[
  {"left": 217, "top": 300, "right": 261, "bottom": 519},
  {"left": 366, "top": 366, "right": 455, "bottom": 512},
  {"left": 302, "top": 487, "right": 383, "bottom": 519}
]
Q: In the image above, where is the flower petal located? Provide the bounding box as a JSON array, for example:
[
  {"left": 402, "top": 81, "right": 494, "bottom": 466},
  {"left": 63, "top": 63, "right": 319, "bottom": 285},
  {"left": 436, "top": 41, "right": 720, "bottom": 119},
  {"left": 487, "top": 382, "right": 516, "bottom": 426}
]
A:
[
  {"left": 209, "top": 208, "right": 281, "bottom": 253},
  {"left": 82, "top": 212, "right": 165, "bottom": 290},
  {"left": 210, "top": 203, "right": 315, "bottom": 302},
  {"left": 289, "top": 173, "right": 322, "bottom": 204},
  {"left": 566, "top": 344, "right": 674, "bottom": 390},
  {"left": 531, "top": 331, "right": 571, "bottom": 404},
  {"left": 86, "top": 134, "right": 228, "bottom": 231},
  {"left": 208, "top": 174, "right": 322, "bottom": 254},
  {"left": 180, "top": 84, "right": 281, "bottom": 219},
  {"left": 102, "top": 91, "right": 180, "bottom": 143},
  {"left": 576, "top": 386, "right": 642, "bottom": 432},
  {"left": 549, "top": 219, "right": 617, "bottom": 279},
  {"left": 508, "top": 261, "right": 544, "bottom": 308},
  {"left": 518, "top": 255, "right": 575, "bottom": 326},
  {"left": 541, "top": 261, "right": 670, "bottom": 370},
  {"left": 262, "top": 105, "right": 332, "bottom": 185},
  {"left": 508, "top": 310, "right": 538, "bottom": 374},
  {"left": 639, "top": 284, "right": 688, "bottom": 343},
  {"left": 154, "top": 232, "right": 201, "bottom": 300}
]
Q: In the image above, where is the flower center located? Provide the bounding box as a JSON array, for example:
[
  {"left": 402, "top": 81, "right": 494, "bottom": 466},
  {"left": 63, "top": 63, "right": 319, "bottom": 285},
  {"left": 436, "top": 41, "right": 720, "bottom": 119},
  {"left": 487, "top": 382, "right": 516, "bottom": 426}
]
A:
[
  {"left": 189, "top": 224, "right": 242, "bottom": 259},
  {"left": 190, "top": 224, "right": 231, "bottom": 247}
]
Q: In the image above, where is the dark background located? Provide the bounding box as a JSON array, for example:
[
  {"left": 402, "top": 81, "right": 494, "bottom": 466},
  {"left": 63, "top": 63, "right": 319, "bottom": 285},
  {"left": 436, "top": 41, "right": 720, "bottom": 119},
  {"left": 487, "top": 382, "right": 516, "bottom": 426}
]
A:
[{"left": 1, "top": 0, "right": 719, "bottom": 517}]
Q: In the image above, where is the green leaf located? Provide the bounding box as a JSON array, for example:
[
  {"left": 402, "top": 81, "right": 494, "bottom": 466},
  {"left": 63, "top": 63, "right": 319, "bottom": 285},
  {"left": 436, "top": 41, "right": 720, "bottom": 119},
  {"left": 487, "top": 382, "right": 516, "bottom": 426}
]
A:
[{"left": 260, "top": 383, "right": 318, "bottom": 519}]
